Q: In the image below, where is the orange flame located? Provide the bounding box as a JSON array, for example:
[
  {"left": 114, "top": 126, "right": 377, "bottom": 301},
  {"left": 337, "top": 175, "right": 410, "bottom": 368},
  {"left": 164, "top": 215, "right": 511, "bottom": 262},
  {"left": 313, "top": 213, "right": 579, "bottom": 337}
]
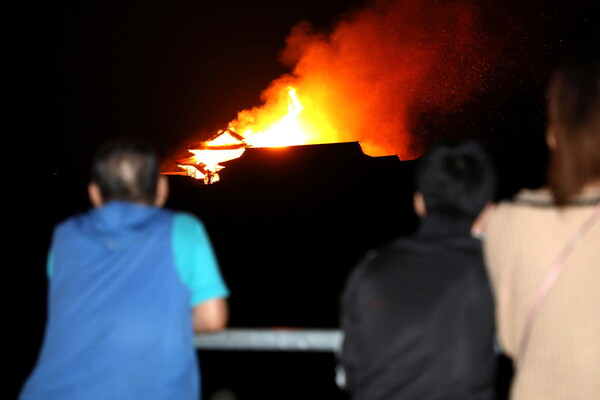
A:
[
  {"left": 233, "top": 87, "right": 312, "bottom": 148},
  {"left": 175, "top": 129, "right": 247, "bottom": 183},
  {"left": 176, "top": 0, "right": 497, "bottom": 182},
  {"left": 177, "top": 85, "right": 341, "bottom": 182}
]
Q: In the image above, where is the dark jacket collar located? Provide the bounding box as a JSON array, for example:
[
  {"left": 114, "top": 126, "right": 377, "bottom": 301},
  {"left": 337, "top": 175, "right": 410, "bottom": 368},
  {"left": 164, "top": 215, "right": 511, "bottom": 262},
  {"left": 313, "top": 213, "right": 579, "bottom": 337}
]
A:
[{"left": 416, "top": 214, "right": 474, "bottom": 239}]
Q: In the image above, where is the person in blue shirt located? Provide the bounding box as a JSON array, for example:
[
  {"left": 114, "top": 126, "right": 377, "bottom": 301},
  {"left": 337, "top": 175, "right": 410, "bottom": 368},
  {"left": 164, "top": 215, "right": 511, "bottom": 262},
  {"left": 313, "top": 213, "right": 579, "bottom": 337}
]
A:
[{"left": 20, "top": 139, "right": 229, "bottom": 400}]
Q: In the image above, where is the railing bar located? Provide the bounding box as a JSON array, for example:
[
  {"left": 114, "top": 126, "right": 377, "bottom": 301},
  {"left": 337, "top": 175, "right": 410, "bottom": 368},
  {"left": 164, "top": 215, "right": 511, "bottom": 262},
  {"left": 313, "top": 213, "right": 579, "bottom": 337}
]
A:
[{"left": 194, "top": 328, "right": 343, "bottom": 352}]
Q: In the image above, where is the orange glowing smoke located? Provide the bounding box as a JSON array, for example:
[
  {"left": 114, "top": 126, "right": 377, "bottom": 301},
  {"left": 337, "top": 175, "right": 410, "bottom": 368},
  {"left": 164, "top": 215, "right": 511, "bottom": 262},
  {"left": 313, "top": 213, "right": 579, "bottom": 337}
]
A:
[{"left": 177, "top": 0, "right": 496, "bottom": 181}]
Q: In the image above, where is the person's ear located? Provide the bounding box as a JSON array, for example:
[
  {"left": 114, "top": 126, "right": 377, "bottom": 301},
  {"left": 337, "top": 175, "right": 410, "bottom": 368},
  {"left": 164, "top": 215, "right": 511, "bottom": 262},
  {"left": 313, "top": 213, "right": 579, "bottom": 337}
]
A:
[
  {"left": 154, "top": 176, "right": 169, "bottom": 207},
  {"left": 413, "top": 191, "right": 427, "bottom": 218},
  {"left": 88, "top": 183, "right": 103, "bottom": 208}
]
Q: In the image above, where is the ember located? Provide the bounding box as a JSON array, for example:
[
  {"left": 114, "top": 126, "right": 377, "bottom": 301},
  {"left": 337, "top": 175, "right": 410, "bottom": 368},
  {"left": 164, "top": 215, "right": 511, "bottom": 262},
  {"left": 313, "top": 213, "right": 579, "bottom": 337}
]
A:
[{"left": 173, "top": 0, "right": 497, "bottom": 183}]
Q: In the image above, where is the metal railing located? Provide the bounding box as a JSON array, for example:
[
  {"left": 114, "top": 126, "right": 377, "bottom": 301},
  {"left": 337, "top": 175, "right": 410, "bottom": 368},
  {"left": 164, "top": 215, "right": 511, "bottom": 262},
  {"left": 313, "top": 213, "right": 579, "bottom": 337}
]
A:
[
  {"left": 194, "top": 327, "right": 500, "bottom": 391},
  {"left": 194, "top": 328, "right": 343, "bottom": 353}
]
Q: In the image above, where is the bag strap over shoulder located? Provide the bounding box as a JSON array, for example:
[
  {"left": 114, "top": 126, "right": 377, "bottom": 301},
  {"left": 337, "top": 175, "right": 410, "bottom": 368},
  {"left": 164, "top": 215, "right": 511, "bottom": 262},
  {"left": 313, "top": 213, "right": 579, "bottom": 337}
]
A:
[{"left": 518, "top": 202, "right": 600, "bottom": 360}]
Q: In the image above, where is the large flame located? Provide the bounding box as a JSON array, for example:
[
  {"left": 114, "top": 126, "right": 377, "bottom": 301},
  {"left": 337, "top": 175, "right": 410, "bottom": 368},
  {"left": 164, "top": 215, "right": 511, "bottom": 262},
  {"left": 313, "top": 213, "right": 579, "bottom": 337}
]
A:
[
  {"left": 175, "top": 86, "right": 317, "bottom": 183},
  {"left": 175, "top": 0, "right": 498, "bottom": 182},
  {"left": 234, "top": 87, "right": 315, "bottom": 148}
]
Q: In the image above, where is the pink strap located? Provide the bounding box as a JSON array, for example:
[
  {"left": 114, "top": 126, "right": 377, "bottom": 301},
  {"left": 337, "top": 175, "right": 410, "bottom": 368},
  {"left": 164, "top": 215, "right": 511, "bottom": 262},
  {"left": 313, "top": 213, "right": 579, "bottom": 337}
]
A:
[{"left": 518, "top": 202, "right": 600, "bottom": 359}]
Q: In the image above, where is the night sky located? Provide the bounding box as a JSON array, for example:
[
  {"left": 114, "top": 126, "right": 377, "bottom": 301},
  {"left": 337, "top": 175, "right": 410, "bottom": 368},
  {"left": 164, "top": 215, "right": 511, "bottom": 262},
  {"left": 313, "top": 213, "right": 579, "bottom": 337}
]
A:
[
  {"left": 7, "top": 1, "right": 600, "bottom": 398},
  {"left": 8, "top": 0, "right": 600, "bottom": 175},
  {"left": 9, "top": 0, "right": 362, "bottom": 174}
]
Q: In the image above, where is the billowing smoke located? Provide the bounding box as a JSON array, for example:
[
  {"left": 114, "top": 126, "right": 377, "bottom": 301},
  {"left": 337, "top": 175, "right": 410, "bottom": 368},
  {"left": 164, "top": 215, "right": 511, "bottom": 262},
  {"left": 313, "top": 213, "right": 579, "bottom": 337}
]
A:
[{"left": 230, "top": 0, "right": 498, "bottom": 159}]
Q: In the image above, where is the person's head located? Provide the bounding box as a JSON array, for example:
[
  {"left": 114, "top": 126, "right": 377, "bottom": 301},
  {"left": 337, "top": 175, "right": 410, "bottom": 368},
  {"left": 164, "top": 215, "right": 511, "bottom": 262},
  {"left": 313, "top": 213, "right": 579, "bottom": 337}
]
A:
[
  {"left": 547, "top": 43, "right": 600, "bottom": 205},
  {"left": 88, "top": 138, "right": 168, "bottom": 207},
  {"left": 414, "top": 139, "right": 496, "bottom": 220}
]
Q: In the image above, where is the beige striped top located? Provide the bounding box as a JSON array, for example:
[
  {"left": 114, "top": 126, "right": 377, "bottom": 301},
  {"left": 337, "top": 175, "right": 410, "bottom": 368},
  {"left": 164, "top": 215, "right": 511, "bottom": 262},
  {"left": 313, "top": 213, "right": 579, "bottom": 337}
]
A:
[{"left": 483, "top": 187, "right": 600, "bottom": 400}]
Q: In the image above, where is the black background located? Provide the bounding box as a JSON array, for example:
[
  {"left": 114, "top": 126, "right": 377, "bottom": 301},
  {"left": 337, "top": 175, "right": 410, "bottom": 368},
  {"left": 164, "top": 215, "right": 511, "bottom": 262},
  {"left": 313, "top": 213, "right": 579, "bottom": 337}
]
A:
[{"left": 7, "top": 0, "right": 600, "bottom": 398}]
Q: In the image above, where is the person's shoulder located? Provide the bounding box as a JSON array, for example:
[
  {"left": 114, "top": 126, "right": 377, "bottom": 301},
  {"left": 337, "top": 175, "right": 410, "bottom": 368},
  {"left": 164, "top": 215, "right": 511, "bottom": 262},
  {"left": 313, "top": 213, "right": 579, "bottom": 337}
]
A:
[
  {"left": 510, "top": 188, "right": 554, "bottom": 207},
  {"left": 483, "top": 188, "right": 553, "bottom": 243},
  {"left": 358, "top": 237, "right": 414, "bottom": 272},
  {"left": 172, "top": 211, "right": 204, "bottom": 226},
  {"left": 54, "top": 207, "right": 94, "bottom": 232},
  {"left": 489, "top": 188, "right": 551, "bottom": 220},
  {"left": 171, "top": 211, "right": 210, "bottom": 239},
  {"left": 497, "top": 187, "right": 552, "bottom": 208},
  {"left": 500, "top": 186, "right": 600, "bottom": 207}
]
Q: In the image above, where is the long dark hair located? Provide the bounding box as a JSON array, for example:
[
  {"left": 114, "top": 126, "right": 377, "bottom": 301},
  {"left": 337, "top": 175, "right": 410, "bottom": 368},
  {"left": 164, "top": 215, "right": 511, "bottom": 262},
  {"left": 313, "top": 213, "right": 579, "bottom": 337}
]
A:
[{"left": 547, "top": 44, "right": 600, "bottom": 205}]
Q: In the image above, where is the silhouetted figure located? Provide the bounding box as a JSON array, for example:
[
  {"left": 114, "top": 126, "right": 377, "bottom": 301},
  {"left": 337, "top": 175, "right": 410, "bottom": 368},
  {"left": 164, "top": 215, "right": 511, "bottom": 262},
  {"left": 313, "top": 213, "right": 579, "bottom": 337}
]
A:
[
  {"left": 339, "top": 140, "right": 497, "bottom": 400},
  {"left": 20, "top": 139, "right": 229, "bottom": 400}
]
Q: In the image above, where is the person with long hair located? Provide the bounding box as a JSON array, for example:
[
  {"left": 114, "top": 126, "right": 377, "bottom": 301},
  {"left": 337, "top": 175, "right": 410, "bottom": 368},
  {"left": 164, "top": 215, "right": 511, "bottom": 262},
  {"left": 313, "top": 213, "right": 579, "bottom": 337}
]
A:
[{"left": 483, "top": 45, "right": 600, "bottom": 399}]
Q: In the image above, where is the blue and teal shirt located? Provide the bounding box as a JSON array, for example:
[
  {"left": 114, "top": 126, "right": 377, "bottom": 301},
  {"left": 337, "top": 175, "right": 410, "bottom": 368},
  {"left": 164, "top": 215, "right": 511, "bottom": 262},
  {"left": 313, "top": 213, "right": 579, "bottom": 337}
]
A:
[{"left": 20, "top": 202, "right": 229, "bottom": 400}]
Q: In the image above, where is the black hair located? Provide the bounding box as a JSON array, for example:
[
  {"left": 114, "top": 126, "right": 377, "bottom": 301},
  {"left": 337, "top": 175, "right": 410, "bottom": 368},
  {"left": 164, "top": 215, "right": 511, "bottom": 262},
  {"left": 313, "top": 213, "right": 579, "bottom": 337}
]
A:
[
  {"left": 415, "top": 140, "right": 496, "bottom": 219},
  {"left": 91, "top": 138, "right": 160, "bottom": 204}
]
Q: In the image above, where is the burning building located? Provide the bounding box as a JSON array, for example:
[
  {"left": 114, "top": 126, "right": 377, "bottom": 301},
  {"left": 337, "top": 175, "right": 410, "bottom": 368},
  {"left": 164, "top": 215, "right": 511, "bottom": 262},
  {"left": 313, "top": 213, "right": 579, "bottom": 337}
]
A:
[
  {"left": 172, "top": 0, "right": 497, "bottom": 183},
  {"left": 176, "top": 129, "right": 248, "bottom": 183},
  {"left": 174, "top": 86, "right": 354, "bottom": 184}
]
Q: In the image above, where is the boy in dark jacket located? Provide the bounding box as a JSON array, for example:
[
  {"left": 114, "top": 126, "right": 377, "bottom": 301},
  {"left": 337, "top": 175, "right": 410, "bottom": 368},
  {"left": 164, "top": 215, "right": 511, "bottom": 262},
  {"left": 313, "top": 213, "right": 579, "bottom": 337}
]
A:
[{"left": 339, "top": 140, "right": 497, "bottom": 400}]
